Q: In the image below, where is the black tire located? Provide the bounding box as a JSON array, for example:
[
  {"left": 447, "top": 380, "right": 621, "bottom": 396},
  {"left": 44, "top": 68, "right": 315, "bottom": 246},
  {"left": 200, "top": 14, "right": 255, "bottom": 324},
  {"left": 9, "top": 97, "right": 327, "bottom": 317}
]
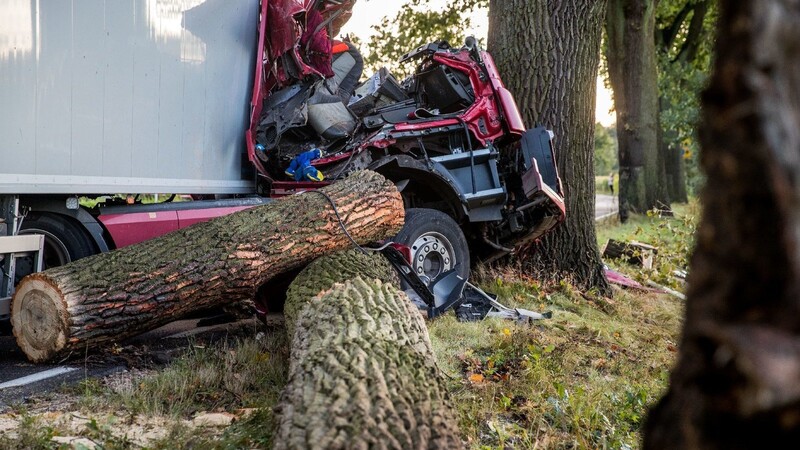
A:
[
  {"left": 394, "top": 208, "right": 470, "bottom": 284},
  {"left": 18, "top": 213, "right": 97, "bottom": 272}
]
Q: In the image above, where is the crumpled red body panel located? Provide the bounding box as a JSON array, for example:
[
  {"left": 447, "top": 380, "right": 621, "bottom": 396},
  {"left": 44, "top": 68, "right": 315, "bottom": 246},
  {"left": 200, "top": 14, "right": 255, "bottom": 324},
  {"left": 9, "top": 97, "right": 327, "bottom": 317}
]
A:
[
  {"left": 248, "top": 0, "right": 356, "bottom": 174},
  {"left": 302, "top": 8, "right": 334, "bottom": 79},
  {"left": 267, "top": 0, "right": 307, "bottom": 60},
  {"left": 266, "top": 0, "right": 353, "bottom": 81}
]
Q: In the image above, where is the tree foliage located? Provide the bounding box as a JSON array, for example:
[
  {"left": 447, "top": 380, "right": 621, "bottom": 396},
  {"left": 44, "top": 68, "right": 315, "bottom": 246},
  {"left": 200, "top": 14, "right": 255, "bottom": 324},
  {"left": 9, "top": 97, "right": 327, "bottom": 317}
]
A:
[
  {"left": 656, "top": 0, "right": 718, "bottom": 194},
  {"left": 360, "top": 0, "right": 488, "bottom": 76}
]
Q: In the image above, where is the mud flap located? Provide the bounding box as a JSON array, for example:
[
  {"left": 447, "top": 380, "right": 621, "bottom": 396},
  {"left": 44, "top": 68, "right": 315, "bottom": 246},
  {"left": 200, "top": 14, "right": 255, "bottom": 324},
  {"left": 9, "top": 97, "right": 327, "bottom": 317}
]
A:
[{"left": 380, "top": 246, "right": 464, "bottom": 318}]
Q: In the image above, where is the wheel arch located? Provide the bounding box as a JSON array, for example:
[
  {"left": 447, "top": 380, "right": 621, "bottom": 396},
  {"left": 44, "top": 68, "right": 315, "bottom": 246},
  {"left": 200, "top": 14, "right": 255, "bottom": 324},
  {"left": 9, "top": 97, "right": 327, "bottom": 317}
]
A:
[
  {"left": 18, "top": 196, "right": 109, "bottom": 254},
  {"left": 368, "top": 155, "right": 466, "bottom": 222}
]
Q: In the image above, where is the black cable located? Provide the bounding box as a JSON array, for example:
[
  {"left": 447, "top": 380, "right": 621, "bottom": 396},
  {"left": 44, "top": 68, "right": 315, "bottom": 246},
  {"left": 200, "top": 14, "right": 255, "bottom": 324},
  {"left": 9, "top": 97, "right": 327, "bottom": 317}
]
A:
[
  {"left": 302, "top": 190, "right": 368, "bottom": 254},
  {"left": 333, "top": 147, "right": 358, "bottom": 180}
]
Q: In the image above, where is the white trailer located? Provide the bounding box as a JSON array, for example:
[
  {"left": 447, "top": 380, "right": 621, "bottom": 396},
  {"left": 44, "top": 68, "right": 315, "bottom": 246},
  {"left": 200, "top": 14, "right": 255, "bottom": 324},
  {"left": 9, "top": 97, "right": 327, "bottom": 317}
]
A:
[
  {"left": 0, "top": 0, "right": 258, "bottom": 195},
  {"left": 0, "top": 0, "right": 261, "bottom": 316}
]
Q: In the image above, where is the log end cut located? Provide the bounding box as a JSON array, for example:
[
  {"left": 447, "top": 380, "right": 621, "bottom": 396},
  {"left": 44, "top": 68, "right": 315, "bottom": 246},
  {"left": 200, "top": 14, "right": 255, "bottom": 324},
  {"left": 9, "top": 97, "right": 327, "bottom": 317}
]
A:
[{"left": 11, "top": 275, "right": 70, "bottom": 363}]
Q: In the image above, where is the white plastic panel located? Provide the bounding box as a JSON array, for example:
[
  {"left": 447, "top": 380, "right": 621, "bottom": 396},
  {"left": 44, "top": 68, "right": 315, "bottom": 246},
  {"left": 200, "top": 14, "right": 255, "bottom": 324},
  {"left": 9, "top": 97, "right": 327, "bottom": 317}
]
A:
[{"left": 0, "top": 0, "right": 259, "bottom": 194}]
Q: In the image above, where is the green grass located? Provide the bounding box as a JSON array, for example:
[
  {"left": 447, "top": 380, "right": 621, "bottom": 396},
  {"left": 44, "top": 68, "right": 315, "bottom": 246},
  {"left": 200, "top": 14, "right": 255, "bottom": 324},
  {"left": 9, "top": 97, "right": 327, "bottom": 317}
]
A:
[
  {"left": 428, "top": 267, "right": 682, "bottom": 449},
  {"left": 63, "top": 330, "right": 290, "bottom": 449},
  {"left": 0, "top": 414, "right": 58, "bottom": 450},
  {"left": 3, "top": 285, "right": 682, "bottom": 449},
  {"left": 596, "top": 202, "right": 699, "bottom": 249},
  {"left": 79, "top": 332, "right": 288, "bottom": 419}
]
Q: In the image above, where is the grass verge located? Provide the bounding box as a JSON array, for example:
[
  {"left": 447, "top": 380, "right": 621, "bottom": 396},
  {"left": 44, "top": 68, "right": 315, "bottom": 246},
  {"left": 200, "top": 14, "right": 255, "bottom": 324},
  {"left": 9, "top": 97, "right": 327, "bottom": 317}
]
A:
[
  {"left": 597, "top": 201, "right": 700, "bottom": 290},
  {"left": 0, "top": 329, "right": 289, "bottom": 449},
  {"left": 429, "top": 268, "right": 682, "bottom": 449}
]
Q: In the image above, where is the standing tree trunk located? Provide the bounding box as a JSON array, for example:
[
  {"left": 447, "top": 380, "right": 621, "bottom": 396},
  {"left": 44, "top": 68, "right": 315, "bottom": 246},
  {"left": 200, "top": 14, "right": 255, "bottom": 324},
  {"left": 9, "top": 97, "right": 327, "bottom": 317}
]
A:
[
  {"left": 487, "top": 0, "right": 611, "bottom": 294},
  {"left": 11, "top": 171, "right": 404, "bottom": 363},
  {"left": 606, "top": 0, "right": 671, "bottom": 220},
  {"left": 645, "top": 1, "right": 800, "bottom": 447},
  {"left": 655, "top": 0, "right": 712, "bottom": 205},
  {"left": 661, "top": 127, "right": 688, "bottom": 203}
]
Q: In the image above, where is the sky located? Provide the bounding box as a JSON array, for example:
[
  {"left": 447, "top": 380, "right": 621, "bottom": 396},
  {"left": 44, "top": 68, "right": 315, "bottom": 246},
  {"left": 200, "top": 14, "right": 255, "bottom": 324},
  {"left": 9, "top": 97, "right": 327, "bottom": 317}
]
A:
[{"left": 339, "top": 0, "right": 616, "bottom": 127}]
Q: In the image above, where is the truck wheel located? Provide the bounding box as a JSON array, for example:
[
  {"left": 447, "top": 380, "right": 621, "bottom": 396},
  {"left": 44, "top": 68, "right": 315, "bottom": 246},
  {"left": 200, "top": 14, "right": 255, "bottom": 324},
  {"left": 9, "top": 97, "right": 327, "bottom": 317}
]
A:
[
  {"left": 18, "top": 214, "right": 97, "bottom": 270},
  {"left": 394, "top": 208, "right": 470, "bottom": 284}
]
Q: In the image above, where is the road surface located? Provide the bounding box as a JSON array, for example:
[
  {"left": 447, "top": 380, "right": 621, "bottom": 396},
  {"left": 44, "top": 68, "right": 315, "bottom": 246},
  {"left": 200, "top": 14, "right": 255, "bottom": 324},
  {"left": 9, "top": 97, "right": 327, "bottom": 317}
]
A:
[
  {"left": 596, "top": 194, "right": 618, "bottom": 220},
  {"left": 0, "top": 316, "right": 258, "bottom": 411}
]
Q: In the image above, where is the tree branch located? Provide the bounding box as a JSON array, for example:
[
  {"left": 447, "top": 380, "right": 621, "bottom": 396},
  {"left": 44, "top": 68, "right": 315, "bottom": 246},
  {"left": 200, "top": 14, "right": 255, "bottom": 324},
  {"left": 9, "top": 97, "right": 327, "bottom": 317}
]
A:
[
  {"left": 674, "top": 0, "right": 709, "bottom": 63},
  {"left": 659, "top": 1, "right": 695, "bottom": 50}
]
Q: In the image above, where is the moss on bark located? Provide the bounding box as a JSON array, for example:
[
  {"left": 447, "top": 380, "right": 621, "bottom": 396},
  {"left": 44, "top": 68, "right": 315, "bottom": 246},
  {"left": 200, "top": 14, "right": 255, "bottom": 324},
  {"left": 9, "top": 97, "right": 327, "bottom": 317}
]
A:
[
  {"left": 12, "top": 171, "right": 404, "bottom": 362},
  {"left": 283, "top": 249, "right": 399, "bottom": 338},
  {"left": 275, "top": 276, "right": 461, "bottom": 449}
]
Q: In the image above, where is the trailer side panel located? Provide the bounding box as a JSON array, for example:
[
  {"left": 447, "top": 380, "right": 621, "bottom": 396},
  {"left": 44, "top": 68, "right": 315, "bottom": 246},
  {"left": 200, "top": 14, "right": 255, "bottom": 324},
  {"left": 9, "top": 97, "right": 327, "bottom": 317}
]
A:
[{"left": 0, "top": 0, "right": 258, "bottom": 194}]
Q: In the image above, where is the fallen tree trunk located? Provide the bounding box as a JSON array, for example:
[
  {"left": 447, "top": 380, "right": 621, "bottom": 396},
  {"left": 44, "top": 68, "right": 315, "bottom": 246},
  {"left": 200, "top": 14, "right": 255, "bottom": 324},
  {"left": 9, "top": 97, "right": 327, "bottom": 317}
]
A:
[
  {"left": 282, "top": 248, "right": 399, "bottom": 339},
  {"left": 11, "top": 171, "right": 404, "bottom": 363},
  {"left": 275, "top": 250, "right": 461, "bottom": 449}
]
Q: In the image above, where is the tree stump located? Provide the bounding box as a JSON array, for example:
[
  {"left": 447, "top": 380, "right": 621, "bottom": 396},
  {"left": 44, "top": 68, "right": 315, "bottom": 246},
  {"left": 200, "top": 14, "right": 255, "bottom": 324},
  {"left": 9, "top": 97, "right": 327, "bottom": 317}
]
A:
[
  {"left": 11, "top": 171, "right": 404, "bottom": 363},
  {"left": 275, "top": 251, "right": 461, "bottom": 449}
]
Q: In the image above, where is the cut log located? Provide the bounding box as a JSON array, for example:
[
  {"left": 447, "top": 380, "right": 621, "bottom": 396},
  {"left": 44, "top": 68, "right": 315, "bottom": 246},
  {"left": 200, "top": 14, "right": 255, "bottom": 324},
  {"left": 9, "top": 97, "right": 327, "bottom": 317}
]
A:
[
  {"left": 602, "top": 239, "right": 658, "bottom": 269},
  {"left": 11, "top": 171, "right": 404, "bottom": 363},
  {"left": 283, "top": 248, "right": 399, "bottom": 339},
  {"left": 275, "top": 251, "right": 461, "bottom": 449}
]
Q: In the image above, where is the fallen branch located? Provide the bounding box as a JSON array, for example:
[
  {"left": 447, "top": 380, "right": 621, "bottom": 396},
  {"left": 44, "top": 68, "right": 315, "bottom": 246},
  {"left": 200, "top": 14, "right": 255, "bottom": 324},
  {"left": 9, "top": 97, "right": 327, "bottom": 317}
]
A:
[
  {"left": 603, "top": 239, "right": 659, "bottom": 269},
  {"left": 645, "top": 280, "right": 687, "bottom": 301}
]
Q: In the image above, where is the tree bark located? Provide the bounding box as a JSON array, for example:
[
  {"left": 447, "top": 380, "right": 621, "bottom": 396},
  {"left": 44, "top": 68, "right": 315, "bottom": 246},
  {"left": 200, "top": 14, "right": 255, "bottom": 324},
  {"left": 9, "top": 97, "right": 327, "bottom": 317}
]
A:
[
  {"left": 283, "top": 248, "right": 399, "bottom": 339},
  {"left": 11, "top": 171, "right": 404, "bottom": 363},
  {"left": 662, "top": 129, "right": 688, "bottom": 203},
  {"left": 645, "top": 1, "right": 800, "bottom": 447},
  {"left": 659, "top": 97, "right": 688, "bottom": 203},
  {"left": 275, "top": 251, "right": 461, "bottom": 449},
  {"left": 606, "top": 0, "right": 671, "bottom": 219},
  {"left": 487, "top": 0, "right": 611, "bottom": 294},
  {"left": 656, "top": 0, "right": 712, "bottom": 205}
]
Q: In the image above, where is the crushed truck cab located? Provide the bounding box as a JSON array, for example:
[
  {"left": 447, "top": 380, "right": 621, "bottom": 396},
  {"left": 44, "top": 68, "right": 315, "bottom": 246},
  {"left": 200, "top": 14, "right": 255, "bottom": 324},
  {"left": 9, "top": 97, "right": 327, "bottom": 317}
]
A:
[{"left": 247, "top": 0, "right": 565, "bottom": 265}]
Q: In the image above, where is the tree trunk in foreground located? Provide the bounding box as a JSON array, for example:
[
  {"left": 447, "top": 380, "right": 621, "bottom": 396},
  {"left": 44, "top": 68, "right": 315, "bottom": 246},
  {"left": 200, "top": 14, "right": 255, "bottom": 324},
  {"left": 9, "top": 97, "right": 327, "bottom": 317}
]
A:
[
  {"left": 487, "top": 0, "right": 610, "bottom": 294},
  {"left": 11, "top": 171, "right": 404, "bottom": 363},
  {"left": 275, "top": 250, "right": 461, "bottom": 449},
  {"left": 606, "top": 0, "right": 671, "bottom": 219},
  {"left": 645, "top": 1, "right": 800, "bottom": 447}
]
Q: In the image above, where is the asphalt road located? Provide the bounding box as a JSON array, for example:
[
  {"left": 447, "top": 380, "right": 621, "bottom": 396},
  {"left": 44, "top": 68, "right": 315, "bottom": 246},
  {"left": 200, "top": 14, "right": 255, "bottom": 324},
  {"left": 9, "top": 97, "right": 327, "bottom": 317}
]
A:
[
  {"left": 0, "top": 334, "right": 116, "bottom": 410},
  {"left": 596, "top": 194, "right": 618, "bottom": 219},
  {"left": 0, "top": 316, "right": 260, "bottom": 411}
]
